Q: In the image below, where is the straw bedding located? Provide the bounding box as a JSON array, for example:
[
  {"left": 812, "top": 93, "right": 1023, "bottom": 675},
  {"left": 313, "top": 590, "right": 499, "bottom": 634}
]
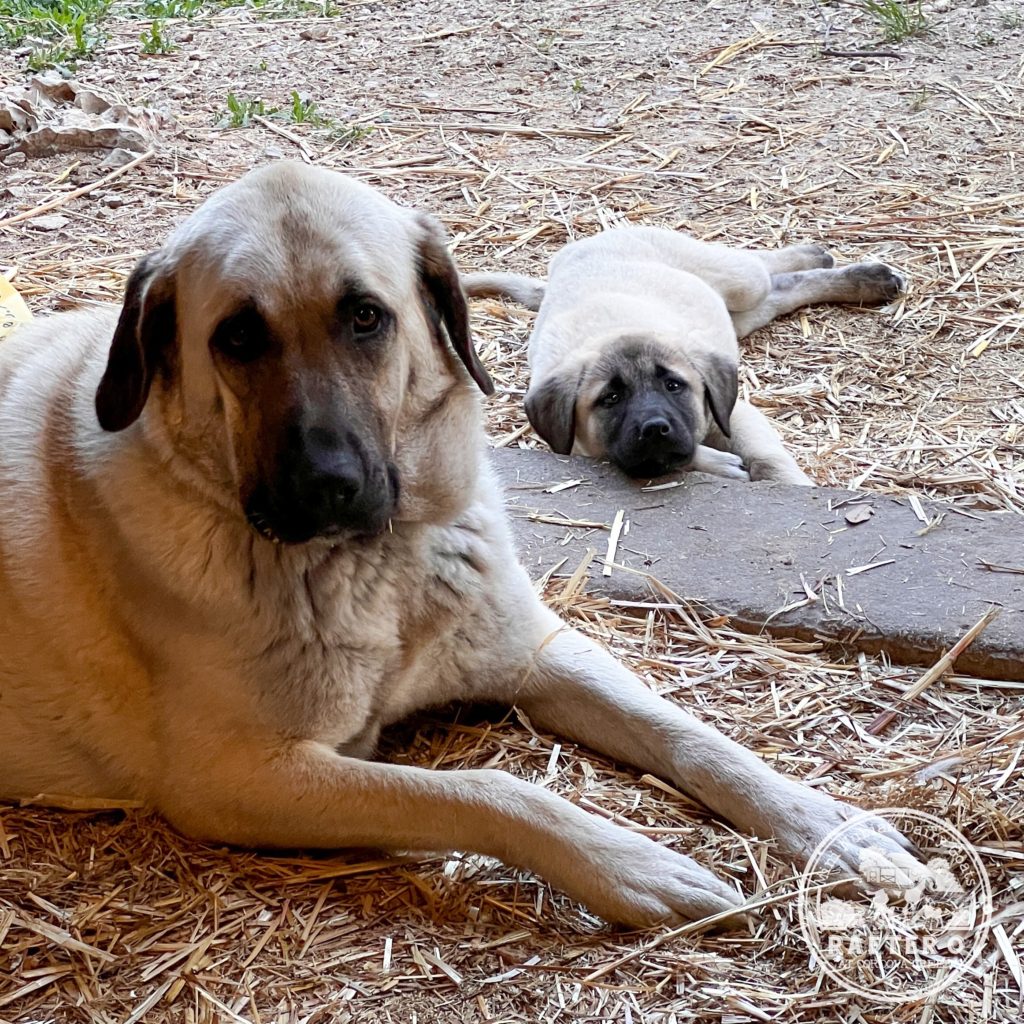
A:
[{"left": 1, "top": 1, "right": 1021, "bottom": 1020}]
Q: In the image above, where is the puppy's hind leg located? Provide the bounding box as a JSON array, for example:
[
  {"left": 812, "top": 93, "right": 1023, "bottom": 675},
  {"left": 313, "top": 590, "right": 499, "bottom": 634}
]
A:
[
  {"left": 710, "top": 399, "right": 812, "bottom": 485},
  {"left": 757, "top": 243, "right": 834, "bottom": 274},
  {"left": 731, "top": 262, "right": 905, "bottom": 339}
]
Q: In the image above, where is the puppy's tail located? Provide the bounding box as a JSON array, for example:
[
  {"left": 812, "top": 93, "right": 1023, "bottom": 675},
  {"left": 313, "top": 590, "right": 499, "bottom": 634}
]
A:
[{"left": 461, "top": 272, "right": 546, "bottom": 311}]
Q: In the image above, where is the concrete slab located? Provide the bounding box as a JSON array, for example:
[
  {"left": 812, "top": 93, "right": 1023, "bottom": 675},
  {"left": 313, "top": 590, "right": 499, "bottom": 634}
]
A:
[{"left": 491, "top": 449, "right": 1024, "bottom": 681}]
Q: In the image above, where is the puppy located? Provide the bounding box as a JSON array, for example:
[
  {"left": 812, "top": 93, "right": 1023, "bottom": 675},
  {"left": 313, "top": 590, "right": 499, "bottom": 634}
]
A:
[
  {"left": 0, "top": 164, "right": 925, "bottom": 928},
  {"left": 464, "top": 227, "right": 904, "bottom": 484}
]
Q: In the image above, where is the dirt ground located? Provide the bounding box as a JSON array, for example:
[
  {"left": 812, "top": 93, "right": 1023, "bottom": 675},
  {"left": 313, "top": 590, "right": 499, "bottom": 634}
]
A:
[{"left": 1, "top": 1, "right": 1022, "bottom": 1022}]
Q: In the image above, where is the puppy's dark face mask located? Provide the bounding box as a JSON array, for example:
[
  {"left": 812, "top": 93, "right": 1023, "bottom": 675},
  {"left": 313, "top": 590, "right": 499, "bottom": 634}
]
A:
[
  {"left": 586, "top": 341, "right": 703, "bottom": 479},
  {"left": 526, "top": 336, "right": 738, "bottom": 480}
]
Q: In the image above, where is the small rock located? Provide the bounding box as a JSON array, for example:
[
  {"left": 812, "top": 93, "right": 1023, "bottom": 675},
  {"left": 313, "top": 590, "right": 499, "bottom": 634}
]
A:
[
  {"left": 101, "top": 194, "right": 125, "bottom": 208},
  {"left": 300, "top": 27, "right": 330, "bottom": 41},
  {"left": 264, "top": 145, "right": 285, "bottom": 159},
  {"left": 2, "top": 151, "right": 26, "bottom": 167},
  {"left": 188, "top": 51, "right": 206, "bottom": 61},
  {"left": 845, "top": 505, "right": 875, "bottom": 525},
  {"left": 168, "top": 85, "right": 189, "bottom": 99},
  {"left": 29, "top": 214, "right": 69, "bottom": 231},
  {"left": 100, "top": 147, "right": 136, "bottom": 169},
  {"left": 141, "top": 70, "right": 161, "bottom": 82},
  {"left": 850, "top": 61, "right": 867, "bottom": 72}
]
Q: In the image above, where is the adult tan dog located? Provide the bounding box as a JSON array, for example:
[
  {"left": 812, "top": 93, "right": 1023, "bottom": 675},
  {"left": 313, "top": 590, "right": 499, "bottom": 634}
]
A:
[
  {"left": 0, "top": 163, "right": 925, "bottom": 928},
  {"left": 464, "top": 229, "right": 904, "bottom": 484}
]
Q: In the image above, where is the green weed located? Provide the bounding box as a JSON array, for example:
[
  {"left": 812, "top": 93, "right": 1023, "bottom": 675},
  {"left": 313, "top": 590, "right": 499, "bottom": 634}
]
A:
[
  {"left": 143, "top": 0, "right": 207, "bottom": 16},
  {"left": 907, "top": 86, "right": 932, "bottom": 112},
  {"left": 140, "top": 18, "right": 175, "bottom": 53},
  {"left": 0, "top": 0, "right": 112, "bottom": 62},
  {"left": 860, "top": 0, "right": 927, "bottom": 43},
  {"left": 218, "top": 93, "right": 276, "bottom": 128},
  {"left": 287, "top": 90, "right": 328, "bottom": 126},
  {"left": 328, "top": 122, "right": 375, "bottom": 146}
]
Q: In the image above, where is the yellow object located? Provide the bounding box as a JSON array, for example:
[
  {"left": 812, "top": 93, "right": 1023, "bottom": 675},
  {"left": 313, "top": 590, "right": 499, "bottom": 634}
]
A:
[{"left": 0, "top": 276, "right": 32, "bottom": 340}]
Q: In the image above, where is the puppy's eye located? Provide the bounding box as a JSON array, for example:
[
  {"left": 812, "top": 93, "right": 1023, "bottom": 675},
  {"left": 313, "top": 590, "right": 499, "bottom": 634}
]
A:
[
  {"left": 664, "top": 379, "right": 685, "bottom": 393},
  {"left": 211, "top": 310, "right": 268, "bottom": 363},
  {"left": 599, "top": 391, "right": 622, "bottom": 408},
  {"left": 353, "top": 303, "right": 382, "bottom": 334}
]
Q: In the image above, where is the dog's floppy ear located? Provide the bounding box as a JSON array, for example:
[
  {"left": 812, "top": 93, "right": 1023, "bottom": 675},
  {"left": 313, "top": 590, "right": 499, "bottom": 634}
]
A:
[
  {"left": 414, "top": 213, "right": 494, "bottom": 396},
  {"left": 95, "top": 253, "right": 176, "bottom": 432},
  {"left": 701, "top": 353, "right": 739, "bottom": 438},
  {"left": 525, "top": 368, "right": 582, "bottom": 455}
]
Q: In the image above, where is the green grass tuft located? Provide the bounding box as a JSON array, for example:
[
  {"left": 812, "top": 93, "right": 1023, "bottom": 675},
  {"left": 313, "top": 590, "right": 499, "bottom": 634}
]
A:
[{"left": 860, "top": 0, "right": 928, "bottom": 44}]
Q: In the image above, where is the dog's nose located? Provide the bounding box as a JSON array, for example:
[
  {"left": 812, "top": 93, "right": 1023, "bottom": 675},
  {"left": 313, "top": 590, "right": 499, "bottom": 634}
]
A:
[
  {"left": 303, "top": 439, "right": 364, "bottom": 511},
  {"left": 639, "top": 417, "right": 672, "bottom": 440},
  {"left": 313, "top": 454, "right": 363, "bottom": 506}
]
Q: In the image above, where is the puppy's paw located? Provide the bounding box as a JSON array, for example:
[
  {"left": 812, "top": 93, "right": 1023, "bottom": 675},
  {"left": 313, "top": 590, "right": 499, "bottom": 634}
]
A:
[
  {"left": 843, "top": 262, "right": 906, "bottom": 305},
  {"left": 690, "top": 447, "right": 750, "bottom": 482},
  {"left": 746, "top": 456, "right": 812, "bottom": 485},
  {"left": 788, "top": 243, "right": 834, "bottom": 270},
  {"left": 570, "top": 827, "right": 746, "bottom": 928}
]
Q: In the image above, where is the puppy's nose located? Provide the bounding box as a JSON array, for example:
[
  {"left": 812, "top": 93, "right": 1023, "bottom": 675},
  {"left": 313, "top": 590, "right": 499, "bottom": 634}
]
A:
[{"left": 639, "top": 417, "right": 672, "bottom": 440}]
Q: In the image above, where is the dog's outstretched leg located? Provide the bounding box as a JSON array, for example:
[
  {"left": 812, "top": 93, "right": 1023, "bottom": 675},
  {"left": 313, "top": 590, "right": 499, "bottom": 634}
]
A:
[
  {"left": 732, "top": 263, "right": 905, "bottom": 339},
  {"left": 157, "top": 709, "right": 745, "bottom": 928},
  {"left": 707, "top": 400, "right": 812, "bottom": 485},
  {"left": 509, "top": 618, "right": 930, "bottom": 896}
]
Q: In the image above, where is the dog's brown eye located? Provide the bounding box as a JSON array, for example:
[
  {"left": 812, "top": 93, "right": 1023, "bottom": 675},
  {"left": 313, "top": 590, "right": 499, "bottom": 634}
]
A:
[
  {"left": 211, "top": 309, "right": 268, "bottom": 363},
  {"left": 353, "top": 303, "right": 381, "bottom": 334},
  {"left": 665, "top": 379, "right": 684, "bottom": 392},
  {"left": 600, "top": 391, "right": 621, "bottom": 408}
]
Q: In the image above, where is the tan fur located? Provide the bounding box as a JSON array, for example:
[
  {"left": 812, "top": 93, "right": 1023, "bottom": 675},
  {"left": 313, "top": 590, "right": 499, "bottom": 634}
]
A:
[
  {"left": 465, "top": 229, "right": 905, "bottom": 485},
  {"left": 0, "top": 164, "right": 926, "bottom": 928}
]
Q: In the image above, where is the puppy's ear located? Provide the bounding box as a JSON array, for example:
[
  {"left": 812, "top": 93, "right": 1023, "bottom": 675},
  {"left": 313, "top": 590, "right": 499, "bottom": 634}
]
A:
[
  {"left": 414, "top": 213, "right": 494, "bottom": 396},
  {"left": 525, "top": 368, "right": 582, "bottom": 455},
  {"left": 701, "top": 353, "right": 738, "bottom": 438},
  {"left": 95, "top": 253, "right": 176, "bottom": 432}
]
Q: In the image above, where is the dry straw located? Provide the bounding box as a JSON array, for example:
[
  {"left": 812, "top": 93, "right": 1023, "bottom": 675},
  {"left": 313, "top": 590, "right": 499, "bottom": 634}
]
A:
[{"left": 1, "top": 1, "right": 1022, "bottom": 1021}]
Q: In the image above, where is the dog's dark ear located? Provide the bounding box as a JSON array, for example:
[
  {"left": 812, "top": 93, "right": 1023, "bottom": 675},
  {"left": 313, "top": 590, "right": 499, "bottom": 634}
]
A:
[
  {"left": 415, "top": 213, "right": 494, "bottom": 396},
  {"left": 525, "top": 369, "right": 582, "bottom": 455},
  {"left": 95, "top": 253, "right": 176, "bottom": 432},
  {"left": 702, "top": 354, "right": 738, "bottom": 438}
]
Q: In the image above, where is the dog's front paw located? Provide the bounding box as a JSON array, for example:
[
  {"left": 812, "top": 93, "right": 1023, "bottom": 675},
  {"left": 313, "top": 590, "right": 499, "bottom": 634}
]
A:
[
  {"left": 761, "top": 787, "right": 929, "bottom": 893},
  {"left": 691, "top": 447, "right": 751, "bottom": 482},
  {"left": 747, "top": 458, "right": 813, "bottom": 486},
  {"left": 845, "top": 263, "right": 906, "bottom": 305},
  {"left": 569, "top": 827, "right": 746, "bottom": 928}
]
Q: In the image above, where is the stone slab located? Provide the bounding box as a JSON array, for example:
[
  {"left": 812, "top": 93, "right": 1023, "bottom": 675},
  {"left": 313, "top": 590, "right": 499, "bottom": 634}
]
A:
[{"left": 491, "top": 449, "right": 1024, "bottom": 681}]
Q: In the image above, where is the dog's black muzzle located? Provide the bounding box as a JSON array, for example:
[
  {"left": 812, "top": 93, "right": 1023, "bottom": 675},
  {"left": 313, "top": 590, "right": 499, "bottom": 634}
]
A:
[
  {"left": 610, "top": 404, "right": 696, "bottom": 480},
  {"left": 244, "top": 425, "right": 399, "bottom": 545}
]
